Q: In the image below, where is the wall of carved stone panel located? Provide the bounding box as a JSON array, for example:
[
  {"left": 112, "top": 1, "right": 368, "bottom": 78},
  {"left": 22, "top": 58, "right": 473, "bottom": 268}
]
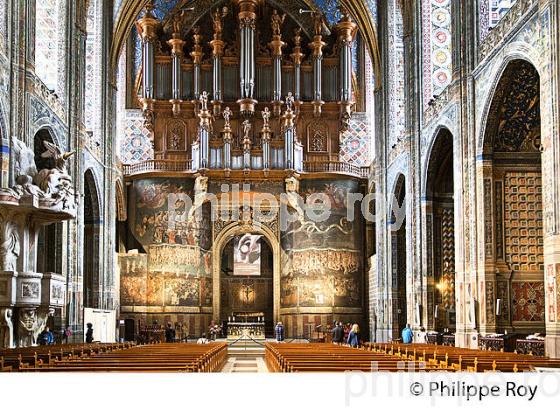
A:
[{"left": 280, "top": 178, "right": 365, "bottom": 334}]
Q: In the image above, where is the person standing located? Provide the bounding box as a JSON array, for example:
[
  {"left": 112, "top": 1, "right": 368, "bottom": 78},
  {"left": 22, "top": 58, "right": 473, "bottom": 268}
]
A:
[
  {"left": 61, "top": 326, "right": 72, "bottom": 344},
  {"left": 416, "top": 326, "right": 427, "bottom": 343},
  {"left": 347, "top": 323, "right": 360, "bottom": 348},
  {"left": 275, "top": 321, "right": 285, "bottom": 342},
  {"left": 332, "top": 322, "right": 343, "bottom": 344},
  {"left": 165, "top": 322, "right": 175, "bottom": 343},
  {"left": 402, "top": 323, "right": 413, "bottom": 344},
  {"left": 85, "top": 323, "right": 94, "bottom": 343}
]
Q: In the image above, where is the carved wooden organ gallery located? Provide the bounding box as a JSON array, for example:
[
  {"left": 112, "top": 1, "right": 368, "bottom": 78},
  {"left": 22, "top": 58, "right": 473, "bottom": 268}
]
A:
[
  {"left": 119, "top": 1, "right": 369, "bottom": 338},
  {"left": 130, "top": 0, "right": 360, "bottom": 176}
]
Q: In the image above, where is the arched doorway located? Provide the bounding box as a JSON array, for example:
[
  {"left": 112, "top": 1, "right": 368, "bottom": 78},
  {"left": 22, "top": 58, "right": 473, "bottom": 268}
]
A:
[
  {"left": 479, "top": 59, "right": 543, "bottom": 335},
  {"left": 219, "top": 235, "right": 274, "bottom": 336},
  {"left": 391, "top": 174, "right": 407, "bottom": 339},
  {"left": 425, "top": 129, "right": 455, "bottom": 332},
  {"left": 212, "top": 223, "right": 281, "bottom": 330},
  {"left": 83, "top": 169, "right": 101, "bottom": 309}
]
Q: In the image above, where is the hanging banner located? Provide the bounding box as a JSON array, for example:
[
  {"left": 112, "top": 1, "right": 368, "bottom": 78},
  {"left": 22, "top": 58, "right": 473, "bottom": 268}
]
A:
[{"left": 234, "top": 234, "right": 262, "bottom": 276}]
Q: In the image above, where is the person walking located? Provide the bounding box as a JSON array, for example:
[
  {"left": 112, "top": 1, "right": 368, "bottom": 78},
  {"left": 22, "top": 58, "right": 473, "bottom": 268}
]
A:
[
  {"left": 347, "top": 323, "right": 360, "bottom": 348},
  {"left": 402, "top": 323, "right": 413, "bottom": 344},
  {"left": 275, "top": 321, "right": 285, "bottom": 342},
  {"left": 85, "top": 323, "right": 94, "bottom": 343},
  {"left": 165, "top": 322, "right": 175, "bottom": 343},
  {"left": 332, "top": 322, "right": 343, "bottom": 344}
]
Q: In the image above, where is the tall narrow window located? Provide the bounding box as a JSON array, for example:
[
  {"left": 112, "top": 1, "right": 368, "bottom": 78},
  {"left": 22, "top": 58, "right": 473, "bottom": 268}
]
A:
[
  {"left": 35, "top": 0, "right": 60, "bottom": 91},
  {"left": 422, "top": 0, "right": 452, "bottom": 107}
]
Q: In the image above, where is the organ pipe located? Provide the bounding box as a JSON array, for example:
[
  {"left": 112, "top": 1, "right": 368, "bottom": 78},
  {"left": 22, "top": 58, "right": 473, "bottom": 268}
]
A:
[
  {"left": 236, "top": 0, "right": 259, "bottom": 115},
  {"left": 190, "top": 27, "right": 204, "bottom": 100},
  {"left": 336, "top": 10, "right": 357, "bottom": 130},
  {"left": 135, "top": 3, "right": 159, "bottom": 130},
  {"left": 309, "top": 12, "right": 326, "bottom": 117}
]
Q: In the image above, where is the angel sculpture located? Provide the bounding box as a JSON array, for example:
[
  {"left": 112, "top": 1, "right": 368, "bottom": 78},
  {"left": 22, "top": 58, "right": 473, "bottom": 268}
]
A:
[
  {"left": 285, "top": 92, "right": 295, "bottom": 111},
  {"left": 199, "top": 91, "right": 209, "bottom": 111},
  {"left": 223, "top": 106, "right": 232, "bottom": 127},
  {"left": 271, "top": 9, "right": 286, "bottom": 37},
  {"left": 33, "top": 141, "right": 75, "bottom": 208},
  {"left": 262, "top": 107, "right": 271, "bottom": 126},
  {"left": 212, "top": 6, "right": 228, "bottom": 40}
]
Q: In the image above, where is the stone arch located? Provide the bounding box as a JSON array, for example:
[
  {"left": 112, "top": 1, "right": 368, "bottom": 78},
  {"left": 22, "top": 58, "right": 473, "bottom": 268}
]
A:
[
  {"left": 477, "top": 50, "right": 541, "bottom": 156},
  {"left": 83, "top": 168, "right": 102, "bottom": 309},
  {"left": 389, "top": 173, "right": 407, "bottom": 340},
  {"left": 212, "top": 222, "right": 281, "bottom": 324},
  {"left": 475, "top": 58, "right": 543, "bottom": 336},
  {"left": 424, "top": 128, "right": 455, "bottom": 331}
]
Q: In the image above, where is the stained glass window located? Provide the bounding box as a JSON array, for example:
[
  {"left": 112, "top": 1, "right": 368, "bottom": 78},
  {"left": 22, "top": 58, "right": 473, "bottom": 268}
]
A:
[
  {"left": 35, "top": 0, "right": 60, "bottom": 91},
  {"left": 422, "top": 0, "right": 452, "bottom": 106}
]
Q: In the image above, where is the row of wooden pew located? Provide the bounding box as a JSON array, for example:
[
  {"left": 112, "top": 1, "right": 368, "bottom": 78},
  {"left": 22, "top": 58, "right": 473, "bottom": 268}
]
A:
[
  {"left": 265, "top": 342, "right": 560, "bottom": 372},
  {"left": 0, "top": 343, "right": 134, "bottom": 371},
  {"left": 1, "top": 342, "right": 228, "bottom": 372},
  {"left": 365, "top": 342, "right": 560, "bottom": 372},
  {"left": 265, "top": 343, "right": 442, "bottom": 372}
]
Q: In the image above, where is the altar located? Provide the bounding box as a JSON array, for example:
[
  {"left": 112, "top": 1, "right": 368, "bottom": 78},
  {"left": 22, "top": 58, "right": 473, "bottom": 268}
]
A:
[{"left": 226, "top": 312, "right": 266, "bottom": 340}]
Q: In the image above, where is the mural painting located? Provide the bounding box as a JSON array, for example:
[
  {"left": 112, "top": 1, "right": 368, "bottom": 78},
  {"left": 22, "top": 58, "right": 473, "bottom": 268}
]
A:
[
  {"left": 119, "top": 178, "right": 213, "bottom": 309},
  {"left": 281, "top": 179, "right": 363, "bottom": 309}
]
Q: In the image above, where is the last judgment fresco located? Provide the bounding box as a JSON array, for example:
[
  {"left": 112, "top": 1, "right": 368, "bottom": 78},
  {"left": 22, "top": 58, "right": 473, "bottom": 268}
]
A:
[
  {"left": 281, "top": 179, "right": 364, "bottom": 309},
  {"left": 119, "top": 178, "right": 212, "bottom": 308}
]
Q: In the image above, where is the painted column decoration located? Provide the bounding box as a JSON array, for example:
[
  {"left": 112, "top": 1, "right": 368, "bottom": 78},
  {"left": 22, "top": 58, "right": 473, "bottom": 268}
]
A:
[
  {"left": 135, "top": 2, "right": 160, "bottom": 132},
  {"left": 210, "top": 7, "right": 228, "bottom": 116},
  {"left": 190, "top": 27, "right": 203, "bottom": 101},
  {"left": 261, "top": 107, "right": 272, "bottom": 170},
  {"left": 309, "top": 12, "right": 326, "bottom": 117},
  {"left": 196, "top": 92, "right": 212, "bottom": 169},
  {"left": 269, "top": 10, "right": 286, "bottom": 116},
  {"left": 222, "top": 107, "right": 233, "bottom": 170},
  {"left": 290, "top": 28, "right": 305, "bottom": 112},
  {"left": 335, "top": 8, "right": 357, "bottom": 131},
  {"left": 236, "top": 0, "right": 258, "bottom": 115},
  {"left": 168, "top": 14, "right": 186, "bottom": 117}
]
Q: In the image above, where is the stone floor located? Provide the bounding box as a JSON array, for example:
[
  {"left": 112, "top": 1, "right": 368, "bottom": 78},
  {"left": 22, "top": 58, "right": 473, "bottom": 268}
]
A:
[{"left": 221, "top": 355, "right": 268, "bottom": 373}]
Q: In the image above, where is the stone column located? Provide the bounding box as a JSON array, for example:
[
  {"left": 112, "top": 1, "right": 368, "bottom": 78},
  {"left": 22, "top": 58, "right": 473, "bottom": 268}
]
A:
[{"left": 540, "top": 0, "right": 560, "bottom": 358}]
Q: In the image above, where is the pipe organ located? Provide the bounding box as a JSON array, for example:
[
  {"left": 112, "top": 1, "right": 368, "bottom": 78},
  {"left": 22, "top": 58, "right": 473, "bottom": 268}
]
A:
[{"left": 134, "top": 0, "right": 359, "bottom": 173}]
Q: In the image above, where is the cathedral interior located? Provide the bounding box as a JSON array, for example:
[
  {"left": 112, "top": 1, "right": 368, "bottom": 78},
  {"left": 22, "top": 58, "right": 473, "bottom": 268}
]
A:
[{"left": 1, "top": 0, "right": 560, "bottom": 361}]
